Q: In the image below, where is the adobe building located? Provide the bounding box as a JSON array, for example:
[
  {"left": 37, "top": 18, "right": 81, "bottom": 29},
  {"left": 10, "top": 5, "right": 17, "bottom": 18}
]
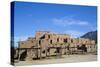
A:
[{"left": 15, "top": 31, "right": 97, "bottom": 61}]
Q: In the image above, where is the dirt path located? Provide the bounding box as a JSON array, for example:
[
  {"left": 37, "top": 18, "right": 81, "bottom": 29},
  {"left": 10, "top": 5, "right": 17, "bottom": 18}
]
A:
[{"left": 15, "top": 55, "right": 97, "bottom": 66}]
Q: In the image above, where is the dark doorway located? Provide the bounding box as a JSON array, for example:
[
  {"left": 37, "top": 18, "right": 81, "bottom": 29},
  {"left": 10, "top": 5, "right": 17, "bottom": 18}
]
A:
[{"left": 20, "top": 50, "right": 27, "bottom": 61}]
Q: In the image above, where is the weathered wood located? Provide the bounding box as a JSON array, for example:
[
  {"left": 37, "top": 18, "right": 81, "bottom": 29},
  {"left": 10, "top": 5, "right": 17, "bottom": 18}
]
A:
[{"left": 40, "top": 48, "right": 42, "bottom": 59}]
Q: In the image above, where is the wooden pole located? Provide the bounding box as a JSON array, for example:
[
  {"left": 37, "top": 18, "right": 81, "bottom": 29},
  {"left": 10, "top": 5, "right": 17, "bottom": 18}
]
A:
[
  {"left": 17, "top": 42, "right": 20, "bottom": 62},
  {"left": 46, "top": 48, "right": 48, "bottom": 57},
  {"left": 40, "top": 47, "right": 42, "bottom": 59}
]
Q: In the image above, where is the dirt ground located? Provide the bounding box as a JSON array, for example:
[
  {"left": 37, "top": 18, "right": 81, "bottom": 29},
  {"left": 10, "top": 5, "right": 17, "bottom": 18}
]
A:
[{"left": 15, "top": 54, "right": 97, "bottom": 66}]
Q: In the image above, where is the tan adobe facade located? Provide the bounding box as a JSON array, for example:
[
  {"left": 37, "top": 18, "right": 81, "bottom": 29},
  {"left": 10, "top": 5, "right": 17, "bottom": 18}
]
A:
[
  {"left": 16, "top": 31, "right": 97, "bottom": 61},
  {"left": 19, "top": 31, "right": 71, "bottom": 48}
]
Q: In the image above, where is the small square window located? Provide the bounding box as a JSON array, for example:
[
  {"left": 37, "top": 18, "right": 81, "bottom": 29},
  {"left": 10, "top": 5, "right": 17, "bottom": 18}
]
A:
[
  {"left": 31, "top": 41, "right": 34, "bottom": 43},
  {"left": 21, "top": 42, "right": 24, "bottom": 44}
]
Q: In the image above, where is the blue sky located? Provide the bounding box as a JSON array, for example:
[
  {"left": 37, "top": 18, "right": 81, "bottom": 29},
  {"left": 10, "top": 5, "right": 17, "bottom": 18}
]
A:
[{"left": 13, "top": 1, "right": 97, "bottom": 47}]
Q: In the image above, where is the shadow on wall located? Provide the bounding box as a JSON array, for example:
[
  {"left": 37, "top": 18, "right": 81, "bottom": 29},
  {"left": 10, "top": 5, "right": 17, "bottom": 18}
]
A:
[{"left": 20, "top": 50, "right": 27, "bottom": 61}]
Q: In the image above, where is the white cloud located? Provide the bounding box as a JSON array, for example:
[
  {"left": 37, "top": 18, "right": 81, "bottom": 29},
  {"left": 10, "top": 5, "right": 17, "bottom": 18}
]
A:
[
  {"left": 14, "top": 36, "right": 28, "bottom": 42},
  {"left": 14, "top": 35, "right": 33, "bottom": 47},
  {"left": 64, "top": 30, "right": 85, "bottom": 38},
  {"left": 52, "top": 16, "right": 89, "bottom": 27}
]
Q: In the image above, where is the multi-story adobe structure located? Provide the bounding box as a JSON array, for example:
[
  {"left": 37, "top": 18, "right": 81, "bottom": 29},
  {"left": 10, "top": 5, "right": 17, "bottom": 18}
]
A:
[{"left": 15, "top": 31, "right": 97, "bottom": 61}]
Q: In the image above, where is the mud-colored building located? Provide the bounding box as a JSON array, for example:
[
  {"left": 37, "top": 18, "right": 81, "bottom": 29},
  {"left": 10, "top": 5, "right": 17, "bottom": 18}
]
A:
[{"left": 15, "top": 31, "right": 97, "bottom": 61}]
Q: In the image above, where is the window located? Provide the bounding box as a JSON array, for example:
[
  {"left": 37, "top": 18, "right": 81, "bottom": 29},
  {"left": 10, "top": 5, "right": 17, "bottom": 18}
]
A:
[
  {"left": 39, "top": 40, "right": 41, "bottom": 44},
  {"left": 31, "top": 41, "right": 34, "bottom": 43},
  {"left": 64, "top": 38, "right": 67, "bottom": 43},
  {"left": 21, "top": 42, "right": 24, "bottom": 44},
  {"left": 57, "top": 38, "right": 59, "bottom": 42},
  {"left": 48, "top": 35, "right": 50, "bottom": 39},
  {"left": 71, "top": 39, "right": 73, "bottom": 43},
  {"left": 50, "top": 40, "right": 52, "bottom": 44},
  {"left": 90, "top": 46, "right": 91, "bottom": 48},
  {"left": 42, "top": 50, "right": 45, "bottom": 54}
]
